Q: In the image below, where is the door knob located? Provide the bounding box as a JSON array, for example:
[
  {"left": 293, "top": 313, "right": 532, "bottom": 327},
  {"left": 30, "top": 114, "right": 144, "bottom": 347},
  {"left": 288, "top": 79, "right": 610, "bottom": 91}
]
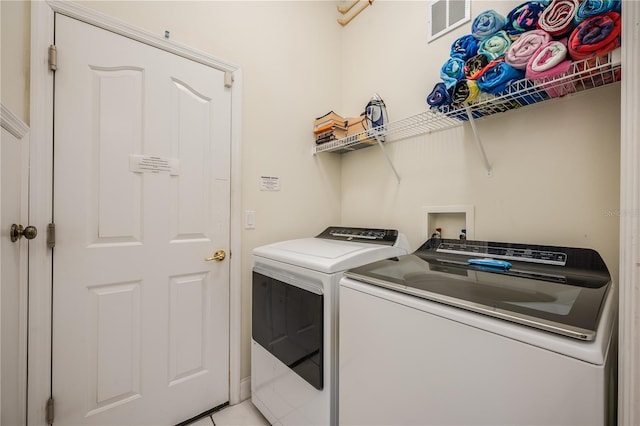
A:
[
  {"left": 10, "top": 224, "right": 38, "bottom": 243},
  {"left": 205, "top": 250, "right": 226, "bottom": 262}
]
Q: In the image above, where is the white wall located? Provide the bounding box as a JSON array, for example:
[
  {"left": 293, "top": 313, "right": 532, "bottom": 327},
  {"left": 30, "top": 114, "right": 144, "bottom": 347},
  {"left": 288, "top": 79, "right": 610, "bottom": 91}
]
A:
[{"left": 339, "top": 1, "right": 620, "bottom": 281}]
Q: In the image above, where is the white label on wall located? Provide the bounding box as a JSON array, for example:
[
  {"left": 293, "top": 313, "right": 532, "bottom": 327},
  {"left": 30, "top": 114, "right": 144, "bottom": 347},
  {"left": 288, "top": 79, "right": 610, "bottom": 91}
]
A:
[
  {"left": 260, "top": 176, "right": 280, "bottom": 191},
  {"left": 129, "top": 155, "right": 179, "bottom": 175}
]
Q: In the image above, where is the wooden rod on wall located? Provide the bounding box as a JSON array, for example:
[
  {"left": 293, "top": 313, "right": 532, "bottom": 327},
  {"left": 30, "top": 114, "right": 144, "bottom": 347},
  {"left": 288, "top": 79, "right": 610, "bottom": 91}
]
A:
[
  {"left": 337, "top": 0, "right": 374, "bottom": 26},
  {"left": 337, "top": 0, "right": 359, "bottom": 14}
]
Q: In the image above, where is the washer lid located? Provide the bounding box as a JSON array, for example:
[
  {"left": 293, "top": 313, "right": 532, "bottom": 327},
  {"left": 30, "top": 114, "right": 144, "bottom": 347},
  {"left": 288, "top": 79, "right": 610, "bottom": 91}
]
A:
[
  {"left": 344, "top": 238, "right": 612, "bottom": 341},
  {"left": 253, "top": 237, "right": 407, "bottom": 274}
]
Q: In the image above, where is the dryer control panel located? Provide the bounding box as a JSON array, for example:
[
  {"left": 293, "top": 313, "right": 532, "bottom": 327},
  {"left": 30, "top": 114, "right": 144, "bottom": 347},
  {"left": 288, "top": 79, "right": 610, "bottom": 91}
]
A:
[{"left": 317, "top": 226, "right": 399, "bottom": 245}]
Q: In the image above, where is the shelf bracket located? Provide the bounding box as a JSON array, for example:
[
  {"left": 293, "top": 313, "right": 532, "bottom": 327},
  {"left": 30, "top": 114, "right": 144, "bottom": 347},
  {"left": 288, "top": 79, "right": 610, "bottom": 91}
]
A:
[
  {"left": 463, "top": 103, "right": 492, "bottom": 176},
  {"left": 374, "top": 132, "right": 401, "bottom": 183}
]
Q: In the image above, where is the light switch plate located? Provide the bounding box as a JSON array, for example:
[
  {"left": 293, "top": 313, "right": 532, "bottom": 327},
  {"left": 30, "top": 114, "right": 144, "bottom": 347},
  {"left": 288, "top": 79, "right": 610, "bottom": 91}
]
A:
[{"left": 245, "top": 210, "right": 256, "bottom": 229}]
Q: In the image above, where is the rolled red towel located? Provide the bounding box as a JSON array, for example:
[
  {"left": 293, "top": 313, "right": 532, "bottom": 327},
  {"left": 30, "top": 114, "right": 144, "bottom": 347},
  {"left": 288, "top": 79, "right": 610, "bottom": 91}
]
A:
[{"left": 568, "top": 12, "right": 621, "bottom": 61}]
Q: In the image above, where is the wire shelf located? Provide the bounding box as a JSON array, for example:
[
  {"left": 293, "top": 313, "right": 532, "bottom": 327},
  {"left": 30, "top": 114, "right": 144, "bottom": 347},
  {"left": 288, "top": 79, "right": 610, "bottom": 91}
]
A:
[{"left": 313, "top": 49, "right": 621, "bottom": 155}]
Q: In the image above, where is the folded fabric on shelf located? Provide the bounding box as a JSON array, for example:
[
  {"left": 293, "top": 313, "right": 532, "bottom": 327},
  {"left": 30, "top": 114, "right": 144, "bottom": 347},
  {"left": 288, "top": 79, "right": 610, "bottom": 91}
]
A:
[
  {"left": 450, "top": 79, "right": 482, "bottom": 106},
  {"left": 440, "top": 57, "right": 467, "bottom": 89},
  {"left": 568, "top": 12, "right": 621, "bottom": 60},
  {"left": 526, "top": 40, "right": 574, "bottom": 97},
  {"left": 451, "top": 80, "right": 471, "bottom": 105},
  {"left": 426, "top": 82, "right": 453, "bottom": 108},
  {"left": 450, "top": 34, "right": 480, "bottom": 61},
  {"left": 465, "top": 54, "right": 490, "bottom": 80},
  {"left": 476, "top": 60, "right": 526, "bottom": 94},
  {"left": 478, "top": 31, "right": 512, "bottom": 60},
  {"left": 505, "top": 29, "right": 552, "bottom": 69},
  {"left": 537, "top": 0, "right": 579, "bottom": 37},
  {"left": 504, "top": 1, "right": 548, "bottom": 36},
  {"left": 466, "top": 80, "right": 481, "bottom": 103},
  {"left": 574, "top": 0, "right": 620, "bottom": 24},
  {"left": 471, "top": 10, "right": 507, "bottom": 40}
]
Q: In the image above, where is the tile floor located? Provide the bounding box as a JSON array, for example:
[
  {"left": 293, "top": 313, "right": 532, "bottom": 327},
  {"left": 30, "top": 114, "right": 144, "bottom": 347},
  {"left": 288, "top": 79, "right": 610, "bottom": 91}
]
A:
[{"left": 188, "top": 399, "right": 270, "bottom": 426}]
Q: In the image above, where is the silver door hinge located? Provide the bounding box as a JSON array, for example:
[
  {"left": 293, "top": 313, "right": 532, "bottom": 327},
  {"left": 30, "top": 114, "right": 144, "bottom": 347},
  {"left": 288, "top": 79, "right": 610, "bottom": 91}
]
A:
[
  {"left": 46, "top": 396, "right": 54, "bottom": 424},
  {"left": 47, "top": 223, "right": 55, "bottom": 248},
  {"left": 48, "top": 45, "right": 57, "bottom": 72},
  {"left": 224, "top": 71, "right": 234, "bottom": 88}
]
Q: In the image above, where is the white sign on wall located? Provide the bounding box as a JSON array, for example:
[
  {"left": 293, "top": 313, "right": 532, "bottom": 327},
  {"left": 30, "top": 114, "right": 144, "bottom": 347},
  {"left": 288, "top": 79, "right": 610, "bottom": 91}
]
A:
[{"left": 260, "top": 176, "right": 281, "bottom": 191}]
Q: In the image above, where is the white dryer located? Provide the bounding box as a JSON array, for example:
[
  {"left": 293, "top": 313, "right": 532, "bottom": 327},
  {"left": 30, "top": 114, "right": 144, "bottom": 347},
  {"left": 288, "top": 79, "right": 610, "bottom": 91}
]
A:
[
  {"left": 251, "top": 227, "right": 409, "bottom": 426},
  {"left": 339, "top": 237, "right": 618, "bottom": 426}
]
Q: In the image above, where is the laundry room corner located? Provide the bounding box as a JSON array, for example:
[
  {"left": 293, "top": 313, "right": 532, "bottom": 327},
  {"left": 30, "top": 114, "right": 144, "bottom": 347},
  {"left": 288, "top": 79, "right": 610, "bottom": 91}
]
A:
[{"left": 338, "top": 0, "right": 621, "bottom": 283}]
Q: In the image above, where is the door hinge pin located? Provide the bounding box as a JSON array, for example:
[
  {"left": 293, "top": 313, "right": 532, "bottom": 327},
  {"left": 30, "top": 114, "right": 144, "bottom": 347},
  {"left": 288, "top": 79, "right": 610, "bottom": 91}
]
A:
[
  {"left": 46, "top": 397, "right": 54, "bottom": 424},
  {"left": 48, "top": 45, "right": 57, "bottom": 72},
  {"left": 224, "top": 71, "right": 234, "bottom": 88},
  {"left": 47, "top": 223, "right": 55, "bottom": 248}
]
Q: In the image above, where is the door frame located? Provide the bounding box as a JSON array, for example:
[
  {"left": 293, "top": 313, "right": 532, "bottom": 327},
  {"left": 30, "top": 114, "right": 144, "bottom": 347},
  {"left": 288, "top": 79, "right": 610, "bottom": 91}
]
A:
[
  {"left": 29, "top": 2, "right": 243, "bottom": 424},
  {"left": 1, "top": 103, "right": 31, "bottom": 424},
  {"left": 619, "top": 2, "right": 640, "bottom": 425}
]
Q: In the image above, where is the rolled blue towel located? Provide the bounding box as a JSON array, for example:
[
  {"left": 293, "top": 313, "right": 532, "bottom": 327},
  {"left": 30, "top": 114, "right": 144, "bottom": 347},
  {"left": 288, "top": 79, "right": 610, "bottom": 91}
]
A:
[
  {"left": 426, "top": 82, "right": 452, "bottom": 108},
  {"left": 478, "top": 31, "right": 512, "bottom": 60},
  {"left": 471, "top": 10, "right": 507, "bottom": 40},
  {"left": 476, "top": 61, "right": 525, "bottom": 94},
  {"left": 440, "top": 57, "right": 467, "bottom": 89},
  {"left": 575, "top": 0, "right": 619, "bottom": 24},
  {"left": 504, "top": 1, "right": 548, "bottom": 36},
  {"left": 450, "top": 34, "right": 479, "bottom": 61}
]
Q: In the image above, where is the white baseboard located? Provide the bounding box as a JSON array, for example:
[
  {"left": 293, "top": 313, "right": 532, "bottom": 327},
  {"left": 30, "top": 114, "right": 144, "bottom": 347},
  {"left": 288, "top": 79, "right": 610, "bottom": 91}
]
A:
[{"left": 239, "top": 376, "right": 251, "bottom": 402}]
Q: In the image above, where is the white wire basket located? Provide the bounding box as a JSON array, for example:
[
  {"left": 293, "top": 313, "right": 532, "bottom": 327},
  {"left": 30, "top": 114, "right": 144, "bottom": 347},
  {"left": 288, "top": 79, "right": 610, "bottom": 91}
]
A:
[{"left": 314, "top": 48, "right": 621, "bottom": 154}]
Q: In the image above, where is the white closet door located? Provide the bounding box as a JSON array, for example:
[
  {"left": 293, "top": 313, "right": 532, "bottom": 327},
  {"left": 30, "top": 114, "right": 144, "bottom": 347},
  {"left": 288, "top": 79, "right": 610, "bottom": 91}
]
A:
[{"left": 52, "top": 14, "right": 231, "bottom": 425}]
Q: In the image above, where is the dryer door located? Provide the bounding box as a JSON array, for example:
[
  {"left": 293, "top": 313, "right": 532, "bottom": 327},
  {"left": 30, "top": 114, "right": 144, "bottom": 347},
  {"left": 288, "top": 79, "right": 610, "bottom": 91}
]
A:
[{"left": 252, "top": 271, "right": 324, "bottom": 389}]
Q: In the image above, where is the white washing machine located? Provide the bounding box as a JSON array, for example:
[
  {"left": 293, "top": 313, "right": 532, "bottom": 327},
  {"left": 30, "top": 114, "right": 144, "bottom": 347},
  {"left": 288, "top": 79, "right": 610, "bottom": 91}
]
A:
[
  {"left": 339, "top": 238, "right": 618, "bottom": 426},
  {"left": 251, "top": 226, "right": 409, "bottom": 426}
]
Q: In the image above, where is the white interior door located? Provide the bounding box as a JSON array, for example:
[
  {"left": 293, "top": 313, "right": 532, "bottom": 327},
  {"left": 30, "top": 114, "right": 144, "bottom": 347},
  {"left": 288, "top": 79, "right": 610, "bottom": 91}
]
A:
[
  {"left": 1, "top": 105, "right": 30, "bottom": 426},
  {"left": 52, "top": 14, "right": 231, "bottom": 425}
]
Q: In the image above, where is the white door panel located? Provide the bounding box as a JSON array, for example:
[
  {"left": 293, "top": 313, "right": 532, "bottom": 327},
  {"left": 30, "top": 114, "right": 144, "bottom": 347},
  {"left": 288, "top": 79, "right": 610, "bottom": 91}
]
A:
[{"left": 53, "top": 14, "right": 230, "bottom": 425}]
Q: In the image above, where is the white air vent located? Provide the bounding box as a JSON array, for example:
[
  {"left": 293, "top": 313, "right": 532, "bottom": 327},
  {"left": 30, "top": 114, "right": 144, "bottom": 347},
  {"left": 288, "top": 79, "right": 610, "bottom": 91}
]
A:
[{"left": 428, "top": 0, "right": 470, "bottom": 42}]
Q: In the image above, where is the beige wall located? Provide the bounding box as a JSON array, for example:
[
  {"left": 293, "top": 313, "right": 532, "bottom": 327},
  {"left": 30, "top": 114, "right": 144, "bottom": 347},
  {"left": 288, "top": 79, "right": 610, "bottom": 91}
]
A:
[
  {"left": 1, "top": 0, "right": 622, "bottom": 388},
  {"left": 1, "top": 0, "right": 31, "bottom": 122}
]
